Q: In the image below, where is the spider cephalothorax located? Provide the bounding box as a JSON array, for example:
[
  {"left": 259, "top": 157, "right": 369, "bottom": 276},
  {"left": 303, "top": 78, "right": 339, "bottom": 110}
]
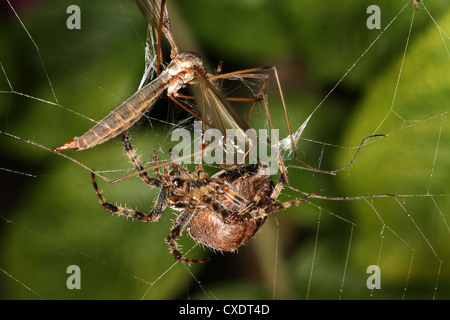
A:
[{"left": 91, "top": 134, "right": 319, "bottom": 263}]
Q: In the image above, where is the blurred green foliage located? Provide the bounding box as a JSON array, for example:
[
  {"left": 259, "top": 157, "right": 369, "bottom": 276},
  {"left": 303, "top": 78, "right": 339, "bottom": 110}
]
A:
[{"left": 0, "top": 0, "right": 449, "bottom": 299}]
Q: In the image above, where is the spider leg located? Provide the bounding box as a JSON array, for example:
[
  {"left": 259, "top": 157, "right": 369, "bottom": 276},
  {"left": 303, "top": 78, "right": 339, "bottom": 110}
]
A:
[
  {"left": 235, "top": 171, "right": 322, "bottom": 221},
  {"left": 149, "top": 186, "right": 168, "bottom": 221},
  {"left": 244, "top": 188, "right": 323, "bottom": 221},
  {"left": 202, "top": 196, "right": 234, "bottom": 222},
  {"left": 122, "top": 132, "right": 161, "bottom": 187},
  {"left": 195, "top": 141, "right": 210, "bottom": 182},
  {"left": 152, "top": 149, "right": 162, "bottom": 179},
  {"left": 166, "top": 206, "right": 209, "bottom": 263},
  {"left": 91, "top": 173, "right": 161, "bottom": 222},
  {"left": 195, "top": 163, "right": 208, "bottom": 182},
  {"left": 264, "top": 188, "right": 323, "bottom": 216}
]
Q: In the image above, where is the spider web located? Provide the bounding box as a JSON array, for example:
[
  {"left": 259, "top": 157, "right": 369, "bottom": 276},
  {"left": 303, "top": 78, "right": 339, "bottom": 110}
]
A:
[{"left": 0, "top": 0, "right": 449, "bottom": 301}]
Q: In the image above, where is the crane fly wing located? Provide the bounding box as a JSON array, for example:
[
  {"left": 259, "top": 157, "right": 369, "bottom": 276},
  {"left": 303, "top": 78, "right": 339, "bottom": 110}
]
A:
[
  {"left": 135, "top": 0, "right": 178, "bottom": 54},
  {"left": 195, "top": 70, "right": 256, "bottom": 170}
]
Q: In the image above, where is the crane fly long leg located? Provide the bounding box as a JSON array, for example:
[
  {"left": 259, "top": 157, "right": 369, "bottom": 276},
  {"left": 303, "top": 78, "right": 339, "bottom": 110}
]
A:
[
  {"left": 169, "top": 94, "right": 202, "bottom": 121},
  {"left": 174, "top": 92, "right": 263, "bottom": 104},
  {"left": 155, "top": 0, "right": 165, "bottom": 74},
  {"left": 244, "top": 77, "right": 269, "bottom": 124},
  {"left": 206, "top": 67, "right": 272, "bottom": 81}
]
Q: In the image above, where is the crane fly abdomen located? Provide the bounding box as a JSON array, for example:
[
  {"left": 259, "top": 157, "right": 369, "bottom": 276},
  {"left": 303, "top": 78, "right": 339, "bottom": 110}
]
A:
[
  {"left": 54, "top": 52, "right": 203, "bottom": 152},
  {"left": 56, "top": 78, "right": 168, "bottom": 151}
]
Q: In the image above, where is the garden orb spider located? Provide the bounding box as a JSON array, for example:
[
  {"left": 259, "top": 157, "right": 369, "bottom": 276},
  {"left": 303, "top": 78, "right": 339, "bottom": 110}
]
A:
[{"left": 91, "top": 133, "right": 321, "bottom": 263}]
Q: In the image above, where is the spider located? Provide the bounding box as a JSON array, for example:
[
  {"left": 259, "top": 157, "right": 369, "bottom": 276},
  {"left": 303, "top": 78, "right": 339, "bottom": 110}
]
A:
[{"left": 91, "top": 133, "right": 321, "bottom": 263}]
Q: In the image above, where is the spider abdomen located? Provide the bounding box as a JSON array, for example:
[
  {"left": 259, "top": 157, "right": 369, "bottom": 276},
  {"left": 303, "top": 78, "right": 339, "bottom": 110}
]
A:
[
  {"left": 187, "top": 165, "right": 273, "bottom": 252},
  {"left": 187, "top": 209, "right": 266, "bottom": 252}
]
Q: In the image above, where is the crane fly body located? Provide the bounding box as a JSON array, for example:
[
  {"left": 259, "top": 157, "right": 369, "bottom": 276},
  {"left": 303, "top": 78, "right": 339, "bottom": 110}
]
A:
[
  {"left": 54, "top": 0, "right": 258, "bottom": 168},
  {"left": 55, "top": 52, "right": 204, "bottom": 151}
]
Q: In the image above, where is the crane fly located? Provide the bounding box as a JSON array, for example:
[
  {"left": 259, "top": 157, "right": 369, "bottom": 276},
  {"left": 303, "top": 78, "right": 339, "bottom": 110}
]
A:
[
  {"left": 54, "top": 0, "right": 200, "bottom": 152},
  {"left": 54, "top": 0, "right": 274, "bottom": 172}
]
